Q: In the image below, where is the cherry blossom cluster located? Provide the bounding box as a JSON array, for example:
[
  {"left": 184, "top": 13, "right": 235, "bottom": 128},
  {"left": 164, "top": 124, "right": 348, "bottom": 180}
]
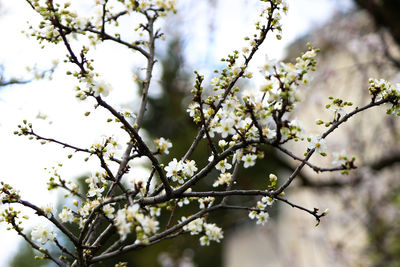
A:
[
  {"left": 187, "top": 45, "right": 319, "bottom": 154},
  {"left": 26, "top": 0, "right": 176, "bottom": 104},
  {"left": 114, "top": 203, "right": 160, "bottom": 241},
  {"left": 26, "top": 0, "right": 176, "bottom": 43},
  {"left": 3, "top": 0, "right": 400, "bottom": 266},
  {"left": 248, "top": 174, "right": 277, "bottom": 225},
  {"left": 0, "top": 183, "right": 21, "bottom": 205},
  {"left": 368, "top": 78, "right": 400, "bottom": 115},
  {"left": 180, "top": 217, "right": 224, "bottom": 246},
  {"left": 164, "top": 158, "right": 198, "bottom": 184}
]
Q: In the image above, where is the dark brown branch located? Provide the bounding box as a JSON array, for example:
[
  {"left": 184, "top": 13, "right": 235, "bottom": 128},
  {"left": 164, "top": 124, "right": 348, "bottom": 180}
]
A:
[
  {"left": 197, "top": 83, "right": 218, "bottom": 156},
  {"left": 165, "top": 202, "right": 177, "bottom": 230},
  {"left": 85, "top": 28, "right": 150, "bottom": 58},
  {"left": 274, "top": 196, "right": 326, "bottom": 225},
  {"left": 54, "top": 238, "right": 75, "bottom": 259},
  {"left": 297, "top": 151, "right": 400, "bottom": 189},
  {"left": 246, "top": 103, "right": 266, "bottom": 143},
  {"left": 100, "top": 0, "right": 108, "bottom": 40},
  {"left": 274, "top": 145, "right": 355, "bottom": 173},
  {"left": 95, "top": 97, "right": 172, "bottom": 197},
  {"left": 26, "top": 129, "right": 92, "bottom": 154},
  {"left": 144, "top": 168, "right": 156, "bottom": 197}
]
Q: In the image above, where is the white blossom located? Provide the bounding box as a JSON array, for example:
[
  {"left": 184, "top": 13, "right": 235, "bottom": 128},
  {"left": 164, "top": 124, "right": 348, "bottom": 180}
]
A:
[
  {"left": 103, "top": 204, "right": 115, "bottom": 219},
  {"left": 59, "top": 208, "right": 74, "bottom": 223},
  {"left": 215, "top": 117, "right": 236, "bottom": 138},
  {"left": 215, "top": 159, "right": 232, "bottom": 173},
  {"left": 182, "top": 160, "right": 198, "bottom": 177},
  {"left": 78, "top": 200, "right": 100, "bottom": 218},
  {"left": 262, "top": 127, "right": 276, "bottom": 139},
  {"left": 126, "top": 204, "right": 140, "bottom": 221},
  {"left": 255, "top": 211, "right": 269, "bottom": 225},
  {"left": 199, "top": 236, "right": 210, "bottom": 246},
  {"left": 210, "top": 77, "right": 219, "bottom": 85},
  {"left": 114, "top": 209, "right": 131, "bottom": 240},
  {"left": 198, "top": 197, "right": 215, "bottom": 209},
  {"left": 137, "top": 215, "right": 159, "bottom": 234},
  {"left": 242, "top": 154, "right": 257, "bottom": 168},
  {"left": 260, "top": 79, "right": 275, "bottom": 92},
  {"left": 177, "top": 197, "right": 190, "bottom": 207},
  {"left": 261, "top": 55, "right": 276, "bottom": 75},
  {"left": 155, "top": 137, "right": 172, "bottom": 154},
  {"left": 92, "top": 79, "right": 111, "bottom": 97},
  {"left": 87, "top": 186, "right": 104, "bottom": 198},
  {"left": 329, "top": 106, "right": 346, "bottom": 117},
  {"left": 213, "top": 172, "right": 232, "bottom": 187},
  {"left": 261, "top": 196, "right": 275, "bottom": 206},
  {"left": 75, "top": 16, "right": 89, "bottom": 30},
  {"left": 117, "top": 221, "right": 132, "bottom": 240},
  {"left": 203, "top": 223, "right": 223, "bottom": 243},
  {"left": 307, "top": 135, "right": 327, "bottom": 154},
  {"left": 150, "top": 207, "right": 161, "bottom": 217},
  {"left": 31, "top": 224, "right": 56, "bottom": 244},
  {"left": 165, "top": 158, "right": 182, "bottom": 178},
  {"left": 221, "top": 97, "right": 238, "bottom": 113},
  {"left": 269, "top": 173, "right": 278, "bottom": 183},
  {"left": 182, "top": 217, "right": 204, "bottom": 235},
  {"left": 41, "top": 204, "right": 53, "bottom": 218},
  {"left": 249, "top": 211, "right": 257, "bottom": 220},
  {"left": 218, "top": 140, "right": 228, "bottom": 149},
  {"left": 332, "top": 150, "right": 347, "bottom": 166}
]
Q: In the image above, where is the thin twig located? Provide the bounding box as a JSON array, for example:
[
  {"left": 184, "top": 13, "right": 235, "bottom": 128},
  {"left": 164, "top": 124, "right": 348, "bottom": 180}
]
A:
[{"left": 274, "top": 98, "right": 391, "bottom": 195}]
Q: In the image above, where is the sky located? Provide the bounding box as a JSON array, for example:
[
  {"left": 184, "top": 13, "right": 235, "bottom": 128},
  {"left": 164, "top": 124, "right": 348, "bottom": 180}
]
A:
[{"left": 0, "top": 0, "right": 353, "bottom": 265}]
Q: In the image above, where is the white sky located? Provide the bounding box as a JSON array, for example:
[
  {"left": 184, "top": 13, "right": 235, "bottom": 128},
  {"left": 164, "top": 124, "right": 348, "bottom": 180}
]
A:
[{"left": 0, "top": 0, "right": 352, "bottom": 265}]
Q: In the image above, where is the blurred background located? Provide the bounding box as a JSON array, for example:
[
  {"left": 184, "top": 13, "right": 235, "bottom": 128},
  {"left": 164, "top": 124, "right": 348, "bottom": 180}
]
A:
[{"left": 1, "top": 0, "right": 400, "bottom": 266}]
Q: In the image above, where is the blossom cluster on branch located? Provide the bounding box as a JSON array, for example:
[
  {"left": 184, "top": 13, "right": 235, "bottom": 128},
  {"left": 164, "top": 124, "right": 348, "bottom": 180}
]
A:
[{"left": 1, "top": 0, "right": 400, "bottom": 266}]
